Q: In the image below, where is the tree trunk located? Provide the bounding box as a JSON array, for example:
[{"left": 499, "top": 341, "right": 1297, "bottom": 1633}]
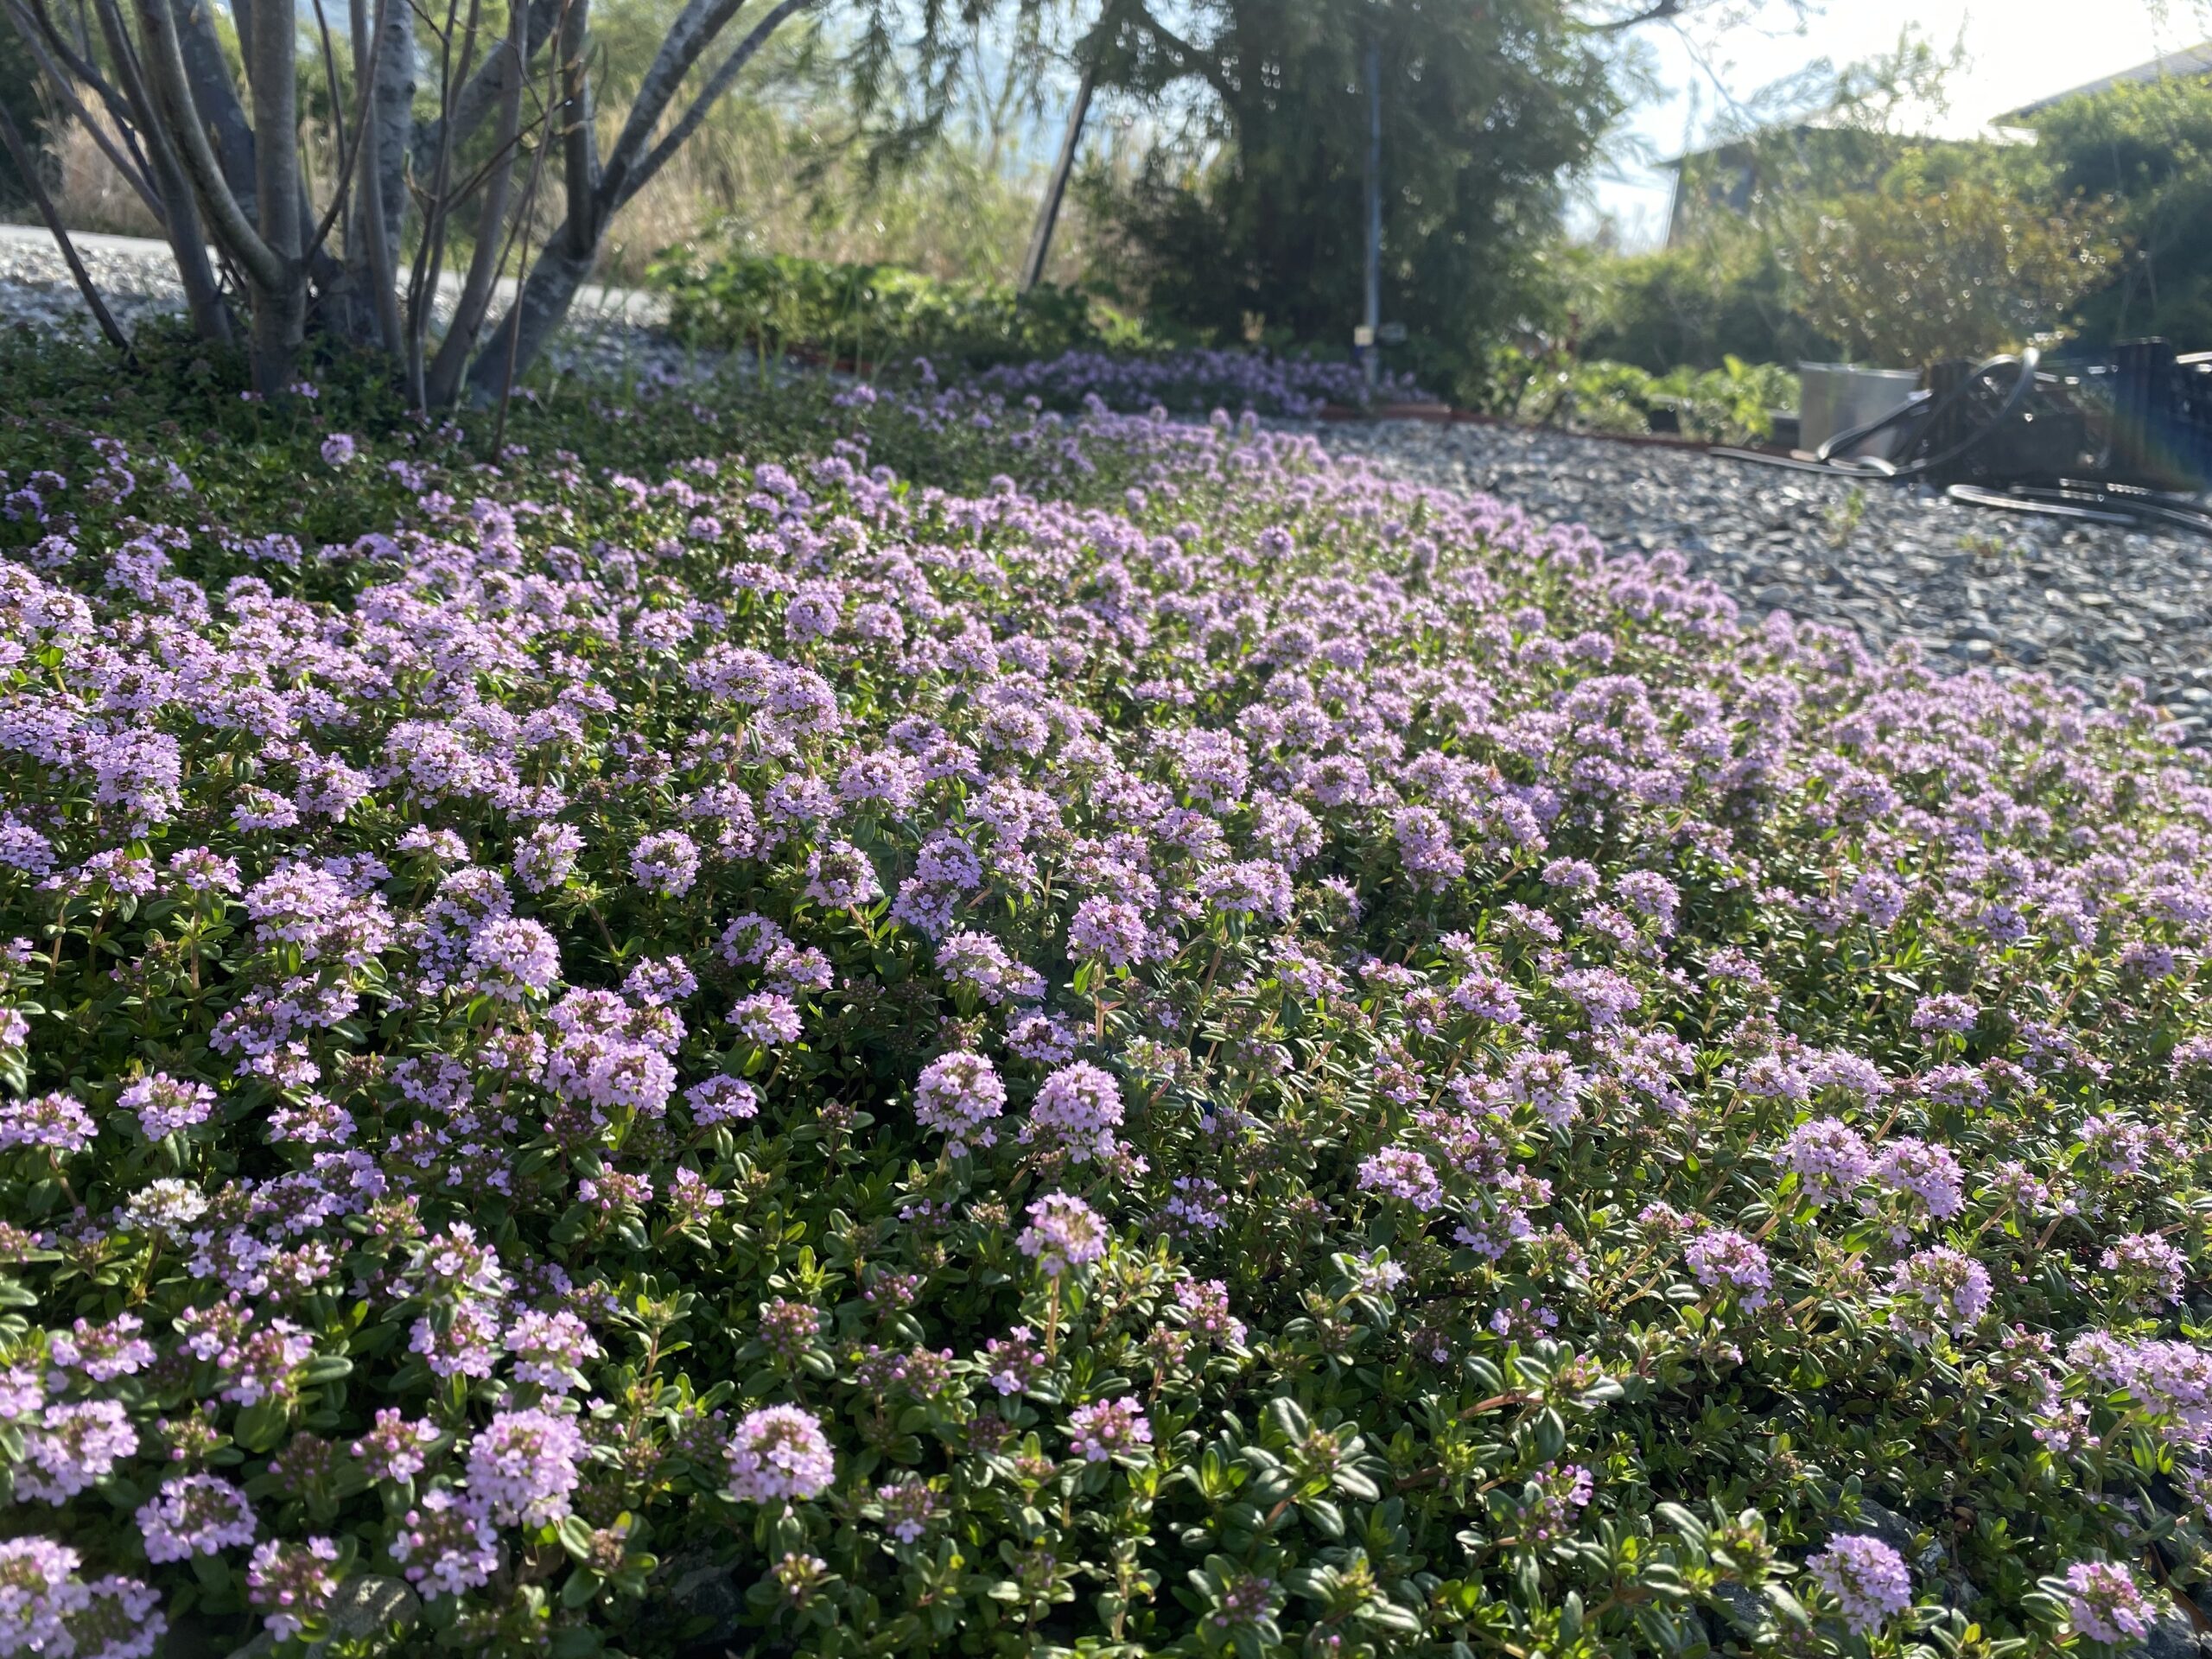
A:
[
  {"left": 349, "top": 0, "right": 403, "bottom": 354},
  {"left": 424, "top": 16, "right": 525, "bottom": 407},
  {"left": 176, "top": 0, "right": 255, "bottom": 217},
  {"left": 371, "top": 0, "right": 413, "bottom": 282},
  {"left": 245, "top": 0, "right": 301, "bottom": 391},
  {"left": 1019, "top": 64, "right": 1091, "bottom": 292},
  {"left": 464, "top": 216, "right": 596, "bottom": 401}
]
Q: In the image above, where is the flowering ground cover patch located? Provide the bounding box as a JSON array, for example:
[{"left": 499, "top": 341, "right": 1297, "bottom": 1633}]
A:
[
  {"left": 963, "top": 348, "right": 1432, "bottom": 418},
  {"left": 0, "top": 334, "right": 2207, "bottom": 1657}
]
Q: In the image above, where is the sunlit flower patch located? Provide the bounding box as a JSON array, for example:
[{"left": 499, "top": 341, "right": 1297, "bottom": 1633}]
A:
[{"left": 0, "top": 377, "right": 2203, "bottom": 1655}]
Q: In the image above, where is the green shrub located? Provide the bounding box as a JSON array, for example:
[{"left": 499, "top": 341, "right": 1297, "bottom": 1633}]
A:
[
  {"left": 1480, "top": 350, "right": 1799, "bottom": 445},
  {"left": 1794, "top": 178, "right": 2126, "bottom": 365},
  {"left": 646, "top": 248, "right": 1157, "bottom": 370},
  {"left": 1579, "top": 239, "right": 1837, "bottom": 375}
]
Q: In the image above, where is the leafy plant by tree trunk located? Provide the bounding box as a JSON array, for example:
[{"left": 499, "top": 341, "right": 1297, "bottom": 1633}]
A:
[{"left": 3, "top": 0, "right": 878, "bottom": 401}]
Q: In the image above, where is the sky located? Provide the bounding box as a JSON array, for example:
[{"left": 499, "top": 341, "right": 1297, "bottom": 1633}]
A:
[{"left": 1583, "top": 0, "right": 2209, "bottom": 247}]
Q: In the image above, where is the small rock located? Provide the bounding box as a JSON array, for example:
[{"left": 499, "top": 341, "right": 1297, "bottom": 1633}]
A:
[
  {"left": 2126, "top": 1600, "right": 2212, "bottom": 1659},
  {"left": 223, "top": 1575, "right": 417, "bottom": 1659},
  {"left": 638, "top": 1548, "right": 747, "bottom": 1649}
]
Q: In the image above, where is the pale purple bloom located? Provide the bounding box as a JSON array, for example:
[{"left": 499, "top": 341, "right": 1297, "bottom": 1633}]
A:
[
  {"left": 1777, "top": 1118, "right": 1873, "bottom": 1205},
  {"left": 728, "top": 991, "right": 803, "bottom": 1047},
  {"left": 1358, "top": 1147, "right": 1444, "bottom": 1211},
  {"left": 684, "top": 1075, "right": 761, "bottom": 1124},
  {"left": 466, "top": 1407, "right": 586, "bottom": 1525},
  {"left": 804, "top": 840, "right": 881, "bottom": 908},
  {"left": 2, "top": 1092, "right": 94, "bottom": 1154},
  {"left": 1023, "top": 1061, "right": 1123, "bottom": 1163},
  {"left": 1890, "top": 1247, "right": 1993, "bottom": 1344},
  {"left": 137, "top": 1473, "right": 257, "bottom": 1561},
  {"left": 1018, "top": 1192, "right": 1109, "bottom": 1278},
  {"left": 1808, "top": 1535, "right": 1911, "bottom": 1633},
  {"left": 726, "top": 1404, "right": 836, "bottom": 1503},
  {"left": 246, "top": 1535, "right": 340, "bottom": 1642},
  {"left": 1068, "top": 1395, "right": 1152, "bottom": 1462},
  {"left": 631, "top": 830, "right": 701, "bottom": 898},
  {"left": 353, "top": 1408, "right": 441, "bottom": 1481},
  {"left": 1872, "top": 1138, "right": 1965, "bottom": 1222},
  {"left": 2062, "top": 1560, "right": 2152, "bottom": 1644},
  {"left": 914, "top": 1052, "right": 1006, "bottom": 1151},
  {"left": 1684, "top": 1229, "right": 1771, "bottom": 1309},
  {"left": 389, "top": 1488, "right": 500, "bottom": 1598}
]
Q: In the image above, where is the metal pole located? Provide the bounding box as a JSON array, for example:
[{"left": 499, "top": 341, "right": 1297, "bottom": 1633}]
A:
[
  {"left": 1363, "top": 35, "right": 1381, "bottom": 393},
  {"left": 1020, "top": 62, "right": 1096, "bottom": 293}
]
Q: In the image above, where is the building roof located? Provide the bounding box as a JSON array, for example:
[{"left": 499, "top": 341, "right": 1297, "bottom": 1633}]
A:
[{"left": 1997, "top": 41, "right": 2212, "bottom": 124}]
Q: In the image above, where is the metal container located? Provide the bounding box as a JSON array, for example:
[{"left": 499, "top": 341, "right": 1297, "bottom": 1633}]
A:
[{"left": 1797, "top": 363, "right": 1922, "bottom": 457}]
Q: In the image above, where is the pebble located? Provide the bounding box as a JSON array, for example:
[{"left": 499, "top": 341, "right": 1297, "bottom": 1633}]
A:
[{"left": 1299, "top": 417, "right": 2212, "bottom": 745}]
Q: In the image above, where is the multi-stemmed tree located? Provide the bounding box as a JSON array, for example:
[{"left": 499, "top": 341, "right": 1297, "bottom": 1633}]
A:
[{"left": 3, "top": 0, "right": 868, "bottom": 397}]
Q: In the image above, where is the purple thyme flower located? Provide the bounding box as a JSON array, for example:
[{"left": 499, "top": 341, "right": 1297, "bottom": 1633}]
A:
[
  {"left": 1808, "top": 1535, "right": 1911, "bottom": 1634},
  {"left": 1017, "top": 1192, "right": 1109, "bottom": 1278},
  {"left": 1068, "top": 1396, "right": 1153, "bottom": 1462},
  {"left": 725, "top": 1404, "right": 836, "bottom": 1503},
  {"left": 1683, "top": 1230, "right": 1772, "bottom": 1309},
  {"left": 914, "top": 1052, "right": 1007, "bottom": 1152},
  {"left": 2061, "top": 1560, "right": 2152, "bottom": 1644}
]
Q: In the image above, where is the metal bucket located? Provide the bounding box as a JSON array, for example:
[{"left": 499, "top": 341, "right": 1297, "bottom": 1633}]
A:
[{"left": 1797, "top": 364, "right": 1922, "bottom": 458}]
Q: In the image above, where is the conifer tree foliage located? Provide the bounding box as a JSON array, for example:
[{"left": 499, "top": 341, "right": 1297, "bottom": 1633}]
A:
[{"left": 1080, "top": 0, "right": 1623, "bottom": 367}]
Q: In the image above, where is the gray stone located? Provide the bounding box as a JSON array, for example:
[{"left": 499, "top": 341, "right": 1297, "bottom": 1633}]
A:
[
  {"left": 646, "top": 1548, "right": 747, "bottom": 1647},
  {"left": 2127, "top": 1600, "right": 2212, "bottom": 1659},
  {"left": 223, "top": 1574, "right": 418, "bottom": 1659}
]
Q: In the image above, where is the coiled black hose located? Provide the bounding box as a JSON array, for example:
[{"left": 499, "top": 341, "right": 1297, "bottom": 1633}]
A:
[
  {"left": 1709, "top": 347, "right": 2212, "bottom": 537},
  {"left": 1812, "top": 350, "right": 2041, "bottom": 478}
]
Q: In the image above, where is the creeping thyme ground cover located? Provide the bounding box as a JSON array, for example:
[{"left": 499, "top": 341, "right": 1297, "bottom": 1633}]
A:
[{"left": 0, "top": 334, "right": 2210, "bottom": 1659}]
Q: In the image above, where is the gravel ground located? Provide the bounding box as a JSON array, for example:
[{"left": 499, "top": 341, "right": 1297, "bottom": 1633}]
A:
[
  {"left": 1301, "top": 417, "right": 2212, "bottom": 744},
  {"left": 4, "top": 224, "right": 2209, "bottom": 742},
  {"left": 0, "top": 222, "right": 714, "bottom": 382}
]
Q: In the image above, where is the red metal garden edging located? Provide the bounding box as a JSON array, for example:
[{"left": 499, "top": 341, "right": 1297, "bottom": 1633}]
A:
[{"left": 1315, "top": 401, "right": 1801, "bottom": 458}]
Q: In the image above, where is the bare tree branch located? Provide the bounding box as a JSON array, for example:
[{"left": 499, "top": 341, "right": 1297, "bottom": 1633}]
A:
[
  {"left": 1586, "top": 0, "right": 1682, "bottom": 29},
  {"left": 17, "top": 0, "right": 156, "bottom": 181},
  {"left": 175, "top": 0, "right": 257, "bottom": 211},
  {"left": 308, "top": 0, "right": 348, "bottom": 172},
  {"left": 0, "top": 98, "right": 133, "bottom": 357},
  {"left": 2, "top": 0, "right": 160, "bottom": 210},
  {"left": 411, "top": 0, "right": 559, "bottom": 171},
  {"left": 93, "top": 0, "right": 232, "bottom": 339},
  {"left": 349, "top": 0, "right": 404, "bottom": 354},
  {"left": 556, "top": 0, "right": 595, "bottom": 246},
  {"left": 303, "top": 0, "right": 393, "bottom": 264},
  {"left": 245, "top": 0, "right": 304, "bottom": 384},
  {"left": 425, "top": 0, "right": 526, "bottom": 404},
  {"left": 592, "top": 0, "right": 747, "bottom": 212},
  {"left": 610, "top": 0, "right": 817, "bottom": 213},
  {"left": 405, "top": 0, "right": 485, "bottom": 404}
]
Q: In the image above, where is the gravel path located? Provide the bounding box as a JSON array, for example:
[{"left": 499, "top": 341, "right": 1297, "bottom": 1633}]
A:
[
  {"left": 5, "top": 224, "right": 2209, "bottom": 742},
  {"left": 0, "top": 222, "right": 708, "bottom": 381},
  {"left": 1301, "top": 418, "right": 2212, "bottom": 744}
]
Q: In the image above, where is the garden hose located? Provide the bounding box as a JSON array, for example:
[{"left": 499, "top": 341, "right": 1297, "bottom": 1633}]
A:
[{"left": 1712, "top": 347, "right": 2212, "bottom": 538}]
